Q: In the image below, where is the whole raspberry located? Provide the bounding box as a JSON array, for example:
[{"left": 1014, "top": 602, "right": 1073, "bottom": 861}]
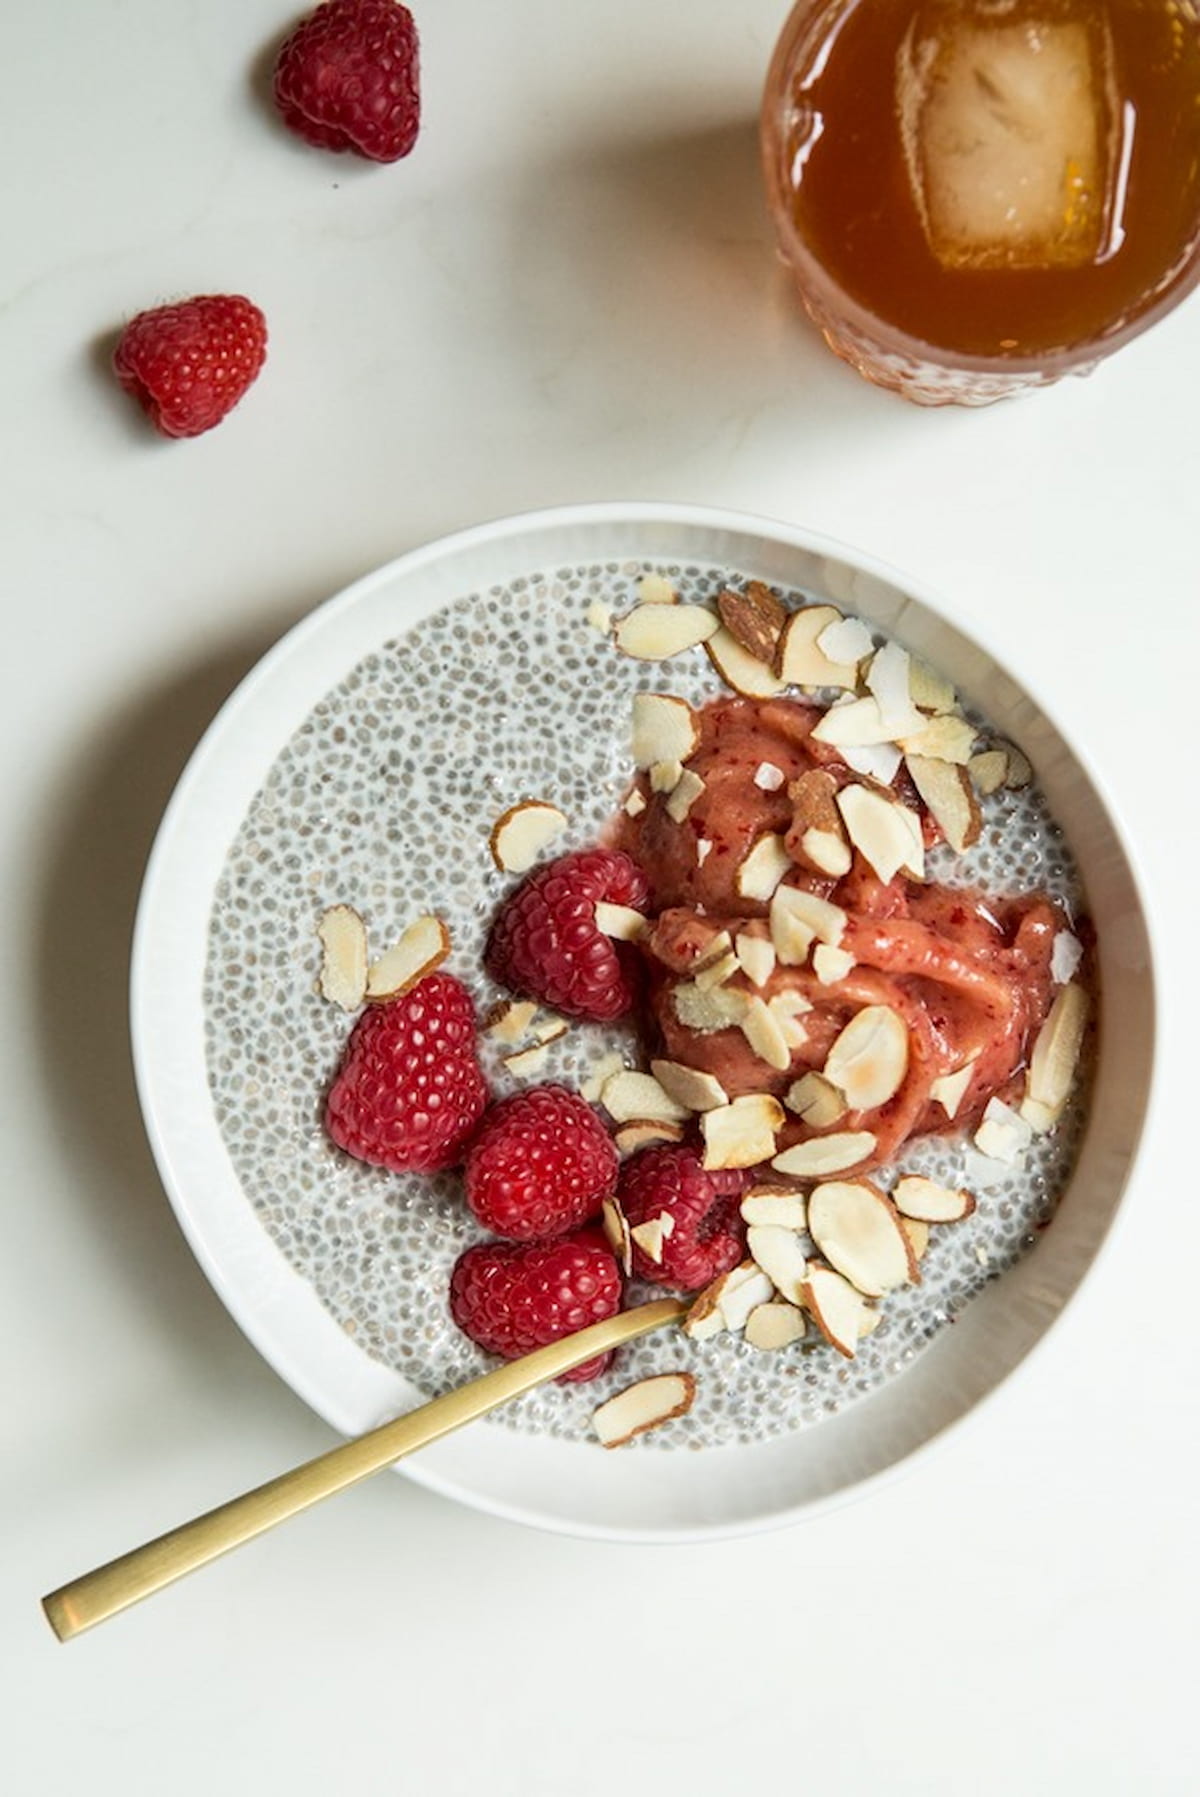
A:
[
  {"left": 450, "top": 1228, "right": 623, "bottom": 1383},
  {"left": 618, "top": 1146, "right": 749, "bottom": 1291},
  {"left": 274, "top": 0, "right": 420, "bottom": 162},
  {"left": 465, "top": 1085, "right": 618, "bottom": 1242},
  {"left": 485, "top": 848, "right": 649, "bottom": 1022},
  {"left": 325, "top": 973, "right": 488, "bottom": 1174},
  {"left": 112, "top": 295, "right": 267, "bottom": 438}
]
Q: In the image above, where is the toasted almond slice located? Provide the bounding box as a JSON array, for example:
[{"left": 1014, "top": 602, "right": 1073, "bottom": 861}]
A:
[
  {"left": 1050, "top": 930, "right": 1084, "bottom": 984},
  {"left": 768, "top": 991, "right": 811, "bottom": 1049},
  {"left": 893, "top": 1175, "right": 976, "bottom": 1223},
  {"left": 739, "top": 997, "right": 793, "bottom": 1072},
  {"left": 595, "top": 901, "right": 648, "bottom": 941},
  {"left": 905, "top": 754, "right": 982, "bottom": 853},
  {"left": 817, "top": 615, "right": 874, "bottom": 667},
  {"left": 899, "top": 714, "right": 978, "bottom": 765},
  {"left": 630, "top": 692, "right": 699, "bottom": 769},
  {"left": 840, "top": 740, "right": 904, "bottom": 785},
  {"left": 771, "top": 1131, "right": 877, "bottom": 1177},
  {"left": 740, "top": 1186, "right": 808, "bottom": 1229},
  {"left": 808, "top": 1179, "right": 917, "bottom": 1296},
  {"left": 908, "top": 659, "right": 958, "bottom": 715},
  {"left": 693, "top": 949, "right": 740, "bottom": 991},
  {"left": 665, "top": 769, "right": 706, "bottom": 823},
  {"left": 684, "top": 1261, "right": 773, "bottom": 1339},
  {"left": 736, "top": 833, "right": 793, "bottom": 902},
  {"left": 682, "top": 1276, "right": 730, "bottom": 1341},
  {"left": 673, "top": 980, "right": 750, "bottom": 1033},
  {"left": 601, "top": 1196, "right": 633, "bottom": 1275},
  {"left": 799, "top": 827, "right": 852, "bottom": 879},
  {"left": 770, "top": 887, "right": 847, "bottom": 963},
  {"left": 592, "top": 1373, "right": 696, "bottom": 1448},
  {"left": 365, "top": 914, "right": 451, "bottom": 1001},
  {"left": 734, "top": 932, "right": 777, "bottom": 988},
  {"left": 637, "top": 573, "right": 679, "bottom": 605},
  {"left": 503, "top": 1041, "right": 551, "bottom": 1078},
  {"left": 774, "top": 605, "right": 859, "bottom": 689},
  {"left": 785, "top": 1071, "right": 847, "bottom": 1128},
  {"left": 787, "top": 769, "right": 853, "bottom": 878},
  {"left": 968, "top": 748, "right": 1009, "bottom": 796},
  {"left": 1026, "top": 981, "right": 1089, "bottom": 1118},
  {"left": 800, "top": 1263, "right": 872, "bottom": 1358},
  {"left": 856, "top": 1304, "right": 883, "bottom": 1340},
  {"left": 586, "top": 599, "right": 612, "bottom": 633},
  {"left": 650, "top": 759, "right": 684, "bottom": 794},
  {"left": 532, "top": 1013, "right": 569, "bottom": 1045},
  {"left": 614, "top": 1118, "right": 686, "bottom": 1154},
  {"left": 486, "top": 997, "right": 539, "bottom": 1044},
  {"left": 701, "top": 1094, "right": 785, "bottom": 1170},
  {"left": 813, "top": 943, "right": 857, "bottom": 985},
  {"left": 747, "top": 1224, "right": 809, "bottom": 1304},
  {"left": 706, "top": 625, "right": 788, "bottom": 698},
  {"left": 999, "top": 740, "right": 1033, "bottom": 787},
  {"left": 901, "top": 1216, "right": 930, "bottom": 1262},
  {"left": 717, "top": 582, "right": 788, "bottom": 665},
  {"left": 866, "top": 642, "right": 924, "bottom": 736},
  {"left": 744, "top": 1302, "right": 807, "bottom": 1351},
  {"left": 623, "top": 787, "right": 647, "bottom": 818},
  {"left": 836, "top": 784, "right": 925, "bottom": 882},
  {"left": 692, "top": 928, "right": 735, "bottom": 970},
  {"left": 810, "top": 694, "right": 895, "bottom": 747},
  {"left": 630, "top": 1212, "right": 675, "bottom": 1265},
  {"left": 929, "top": 1058, "right": 976, "bottom": 1119},
  {"left": 601, "top": 1069, "right": 691, "bottom": 1125},
  {"left": 754, "top": 761, "right": 786, "bottom": 792},
  {"left": 581, "top": 1050, "right": 625, "bottom": 1103},
  {"left": 974, "top": 1096, "right": 1033, "bottom": 1163},
  {"left": 650, "top": 1059, "right": 729, "bottom": 1113},
  {"left": 1019, "top": 1094, "right": 1059, "bottom": 1134},
  {"left": 489, "top": 801, "right": 568, "bottom": 873},
  {"left": 317, "top": 903, "right": 369, "bottom": 1010},
  {"left": 613, "top": 603, "right": 719, "bottom": 659},
  {"left": 824, "top": 1005, "right": 909, "bottom": 1110}
]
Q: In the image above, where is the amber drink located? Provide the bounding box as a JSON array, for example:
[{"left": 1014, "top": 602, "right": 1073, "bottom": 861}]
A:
[{"left": 761, "top": 0, "right": 1200, "bottom": 402}]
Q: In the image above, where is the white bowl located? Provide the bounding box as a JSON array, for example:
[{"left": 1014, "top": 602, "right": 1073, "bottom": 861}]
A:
[{"left": 132, "top": 502, "right": 1155, "bottom": 1540}]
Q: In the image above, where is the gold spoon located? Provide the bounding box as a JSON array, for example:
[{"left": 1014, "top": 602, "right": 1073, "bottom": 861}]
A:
[{"left": 42, "top": 1296, "right": 685, "bottom": 1642}]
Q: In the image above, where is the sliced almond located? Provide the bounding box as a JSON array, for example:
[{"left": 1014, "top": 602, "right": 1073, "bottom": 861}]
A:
[
  {"left": 1050, "top": 930, "right": 1084, "bottom": 985},
  {"left": 630, "top": 1211, "right": 675, "bottom": 1266},
  {"left": 817, "top": 615, "right": 874, "bottom": 667},
  {"left": 893, "top": 1175, "right": 976, "bottom": 1223},
  {"left": 798, "top": 827, "right": 852, "bottom": 878},
  {"left": 365, "top": 913, "right": 451, "bottom": 1001},
  {"left": 636, "top": 572, "right": 679, "bottom": 605},
  {"left": 683, "top": 1261, "right": 771, "bottom": 1339},
  {"left": 968, "top": 748, "right": 1009, "bottom": 796},
  {"left": 486, "top": 997, "right": 539, "bottom": 1044},
  {"left": 823, "top": 1005, "right": 909, "bottom": 1110},
  {"left": 623, "top": 788, "right": 647, "bottom": 818},
  {"left": 630, "top": 692, "right": 699, "bottom": 769},
  {"left": 769, "top": 886, "right": 847, "bottom": 964},
  {"left": 592, "top": 1373, "right": 696, "bottom": 1448},
  {"left": 595, "top": 901, "right": 648, "bottom": 941},
  {"left": 905, "top": 754, "right": 982, "bottom": 853},
  {"left": 807, "top": 1179, "right": 917, "bottom": 1296},
  {"left": 735, "top": 833, "right": 792, "bottom": 902},
  {"left": 673, "top": 980, "right": 750, "bottom": 1033},
  {"left": 740, "top": 996, "right": 793, "bottom": 1072},
  {"left": 693, "top": 949, "right": 740, "bottom": 991},
  {"left": 908, "top": 659, "right": 958, "bottom": 715},
  {"left": 1019, "top": 1094, "right": 1059, "bottom": 1134},
  {"left": 836, "top": 784, "right": 925, "bottom": 883},
  {"left": 929, "top": 1058, "right": 976, "bottom": 1119},
  {"left": 600, "top": 1196, "right": 633, "bottom": 1275},
  {"left": 771, "top": 1131, "right": 877, "bottom": 1178},
  {"left": 502, "top": 1041, "right": 551, "bottom": 1078},
  {"left": 813, "top": 943, "right": 857, "bottom": 985},
  {"left": 614, "top": 1118, "right": 686, "bottom": 1154},
  {"left": 866, "top": 642, "right": 924, "bottom": 736},
  {"left": 856, "top": 1304, "right": 884, "bottom": 1340},
  {"left": 650, "top": 759, "right": 684, "bottom": 794},
  {"left": 716, "top": 581, "right": 788, "bottom": 665},
  {"left": 532, "top": 1013, "right": 569, "bottom": 1045},
  {"left": 1025, "top": 981, "right": 1089, "bottom": 1119},
  {"left": 744, "top": 1302, "right": 806, "bottom": 1351},
  {"left": 317, "top": 903, "right": 368, "bottom": 1010},
  {"left": 974, "top": 1096, "right": 1034, "bottom": 1163},
  {"left": 734, "top": 932, "right": 777, "bottom": 988},
  {"left": 774, "top": 605, "right": 858, "bottom": 689},
  {"left": 489, "top": 801, "right": 568, "bottom": 873},
  {"left": 692, "top": 928, "right": 734, "bottom": 970},
  {"left": 899, "top": 714, "right": 977, "bottom": 765},
  {"left": 665, "top": 768, "right": 706, "bottom": 823},
  {"left": 785, "top": 1071, "right": 847, "bottom": 1128},
  {"left": 901, "top": 1217, "right": 930, "bottom": 1261},
  {"left": 701, "top": 1094, "right": 785, "bottom": 1170},
  {"left": 747, "top": 1224, "right": 809, "bottom": 1304},
  {"left": 600, "top": 1069, "right": 691, "bottom": 1125},
  {"left": 787, "top": 769, "right": 853, "bottom": 878},
  {"left": 998, "top": 740, "right": 1033, "bottom": 787},
  {"left": 613, "top": 603, "right": 719, "bottom": 660},
  {"left": 740, "top": 1185, "right": 808, "bottom": 1229},
  {"left": 768, "top": 991, "right": 811, "bottom": 1049},
  {"left": 706, "top": 625, "right": 787, "bottom": 698},
  {"left": 810, "top": 695, "right": 895, "bottom": 748},
  {"left": 586, "top": 599, "right": 612, "bottom": 633},
  {"left": 800, "top": 1263, "right": 873, "bottom": 1359},
  {"left": 581, "top": 1050, "right": 625, "bottom": 1103},
  {"left": 650, "top": 1059, "right": 729, "bottom": 1113}
]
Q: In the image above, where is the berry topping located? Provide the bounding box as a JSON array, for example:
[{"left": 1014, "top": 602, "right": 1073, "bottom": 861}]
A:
[
  {"left": 274, "top": 0, "right": 420, "bottom": 163},
  {"left": 465, "top": 1084, "right": 619, "bottom": 1242},
  {"left": 112, "top": 295, "right": 267, "bottom": 439},
  {"left": 449, "top": 1228, "right": 623, "bottom": 1382},
  {"left": 485, "top": 848, "right": 649, "bottom": 1022},
  {"left": 617, "top": 1145, "right": 750, "bottom": 1291},
  {"left": 325, "top": 972, "right": 488, "bottom": 1174}
]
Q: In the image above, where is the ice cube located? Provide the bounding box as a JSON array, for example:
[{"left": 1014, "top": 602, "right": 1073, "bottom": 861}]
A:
[{"left": 897, "top": 4, "right": 1120, "bottom": 271}]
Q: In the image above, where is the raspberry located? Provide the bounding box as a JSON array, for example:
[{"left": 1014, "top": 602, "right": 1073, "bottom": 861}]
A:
[
  {"left": 618, "top": 1146, "right": 750, "bottom": 1291},
  {"left": 274, "top": 0, "right": 420, "bottom": 162},
  {"left": 112, "top": 295, "right": 267, "bottom": 439},
  {"left": 485, "top": 848, "right": 649, "bottom": 1022},
  {"left": 450, "top": 1228, "right": 623, "bottom": 1383},
  {"left": 325, "top": 973, "right": 488, "bottom": 1173},
  {"left": 465, "top": 1084, "right": 618, "bottom": 1242}
]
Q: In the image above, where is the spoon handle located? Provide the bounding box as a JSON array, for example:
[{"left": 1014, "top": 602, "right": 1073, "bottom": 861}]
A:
[{"left": 42, "top": 1295, "right": 685, "bottom": 1641}]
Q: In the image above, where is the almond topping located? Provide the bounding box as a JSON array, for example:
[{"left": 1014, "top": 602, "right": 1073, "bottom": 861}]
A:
[
  {"left": 630, "top": 1211, "right": 675, "bottom": 1265},
  {"left": 1025, "top": 981, "right": 1089, "bottom": 1120},
  {"left": 929, "top": 1058, "right": 976, "bottom": 1118},
  {"left": 771, "top": 1131, "right": 877, "bottom": 1177},
  {"left": 836, "top": 784, "right": 925, "bottom": 882},
  {"left": 813, "top": 944, "right": 857, "bottom": 985},
  {"left": 744, "top": 1302, "right": 807, "bottom": 1351},
  {"left": 968, "top": 748, "right": 1009, "bottom": 796},
  {"left": 840, "top": 740, "right": 904, "bottom": 785},
  {"left": 706, "top": 625, "right": 787, "bottom": 698},
  {"left": 799, "top": 827, "right": 853, "bottom": 878},
  {"left": 684, "top": 1261, "right": 775, "bottom": 1339},
  {"left": 739, "top": 996, "right": 793, "bottom": 1072},
  {"left": 672, "top": 980, "right": 750, "bottom": 1033},
  {"left": 317, "top": 904, "right": 369, "bottom": 1010},
  {"left": 807, "top": 1179, "right": 917, "bottom": 1297},
  {"left": 734, "top": 932, "right": 777, "bottom": 988},
  {"left": 701, "top": 1094, "right": 785, "bottom": 1170},
  {"left": 693, "top": 949, "right": 739, "bottom": 991},
  {"left": 768, "top": 991, "right": 810, "bottom": 1049},
  {"left": 810, "top": 695, "right": 895, "bottom": 747},
  {"left": 595, "top": 902, "right": 648, "bottom": 941},
  {"left": 600, "top": 1196, "right": 633, "bottom": 1275},
  {"left": 769, "top": 886, "right": 847, "bottom": 963},
  {"left": 774, "top": 605, "right": 859, "bottom": 689},
  {"left": 908, "top": 659, "right": 958, "bottom": 714},
  {"left": 785, "top": 1071, "right": 847, "bottom": 1128},
  {"left": 650, "top": 759, "right": 684, "bottom": 794},
  {"left": 613, "top": 603, "right": 719, "bottom": 660},
  {"left": 901, "top": 1216, "right": 930, "bottom": 1261},
  {"left": 905, "top": 754, "right": 982, "bottom": 853},
  {"left": 800, "top": 1263, "right": 873, "bottom": 1358},
  {"left": 739, "top": 1186, "right": 808, "bottom": 1229},
  {"left": 716, "top": 581, "right": 788, "bottom": 665},
  {"left": 998, "top": 740, "right": 1032, "bottom": 787},
  {"left": 787, "top": 769, "right": 852, "bottom": 878},
  {"left": 581, "top": 1050, "right": 625, "bottom": 1103},
  {"left": 973, "top": 1097, "right": 1033, "bottom": 1164},
  {"left": 623, "top": 788, "right": 647, "bottom": 817},
  {"left": 592, "top": 1373, "right": 696, "bottom": 1448},
  {"left": 486, "top": 997, "right": 539, "bottom": 1044},
  {"left": 613, "top": 1119, "right": 686, "bottom": 1154},
  {"left": 665, "top": 768, "right": 706, "bottom": 823},
  {"left": 650, "top": 1059, "right": 729, "bottom": 1113},
  {"left": 630, "top": 692, "right": 699, "bottom": 769},
  {"left": 866, "top": 641, "right": 924, "bottom": 736},
  {"left": 754, "top": 761, "right": 786, "bottom": 792},
  {"left": 532, "top": 1014, "right": 569, "bottom": 1044},
  {"left": 823, "top": 1005, "right": 909, "bottom": 1110},
  {"left": 636, "top": 573, "right": 678, "bottom": 605},
  {"left": 893, "top": 1175, "right": 976, "bottom": 1223},
  {"left": 489, "top": 800, "right": 568, "bottom": 873},
  {"left": 735, "top": 833, "right": 793, "bottom": 902},
  {"left": 1050, "top": 931, "right": 1084, "bottom": 984},
  {"left": 600, "top": 1069, "right": 691, "bottom": 1125},
  {"left": 899, "top": 714, "right": 978, "bottom": 764},
  {"left": 747, "top": 1224, "right": 809, "bottom": 1304},
  {"left": 365, "top": 913, "right": 451, "bottom": 1001},
  {"left": 817, "top": 615, "right": 874, "bottom": 666},
  {"left": 502, "top": 1042, "right": 551, "bottom": 1079}
]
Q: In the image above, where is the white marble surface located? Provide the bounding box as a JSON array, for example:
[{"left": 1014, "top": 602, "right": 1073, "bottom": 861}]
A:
[{"left": 4, "top": 2, "right": 1196, "bottom": 1790}]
